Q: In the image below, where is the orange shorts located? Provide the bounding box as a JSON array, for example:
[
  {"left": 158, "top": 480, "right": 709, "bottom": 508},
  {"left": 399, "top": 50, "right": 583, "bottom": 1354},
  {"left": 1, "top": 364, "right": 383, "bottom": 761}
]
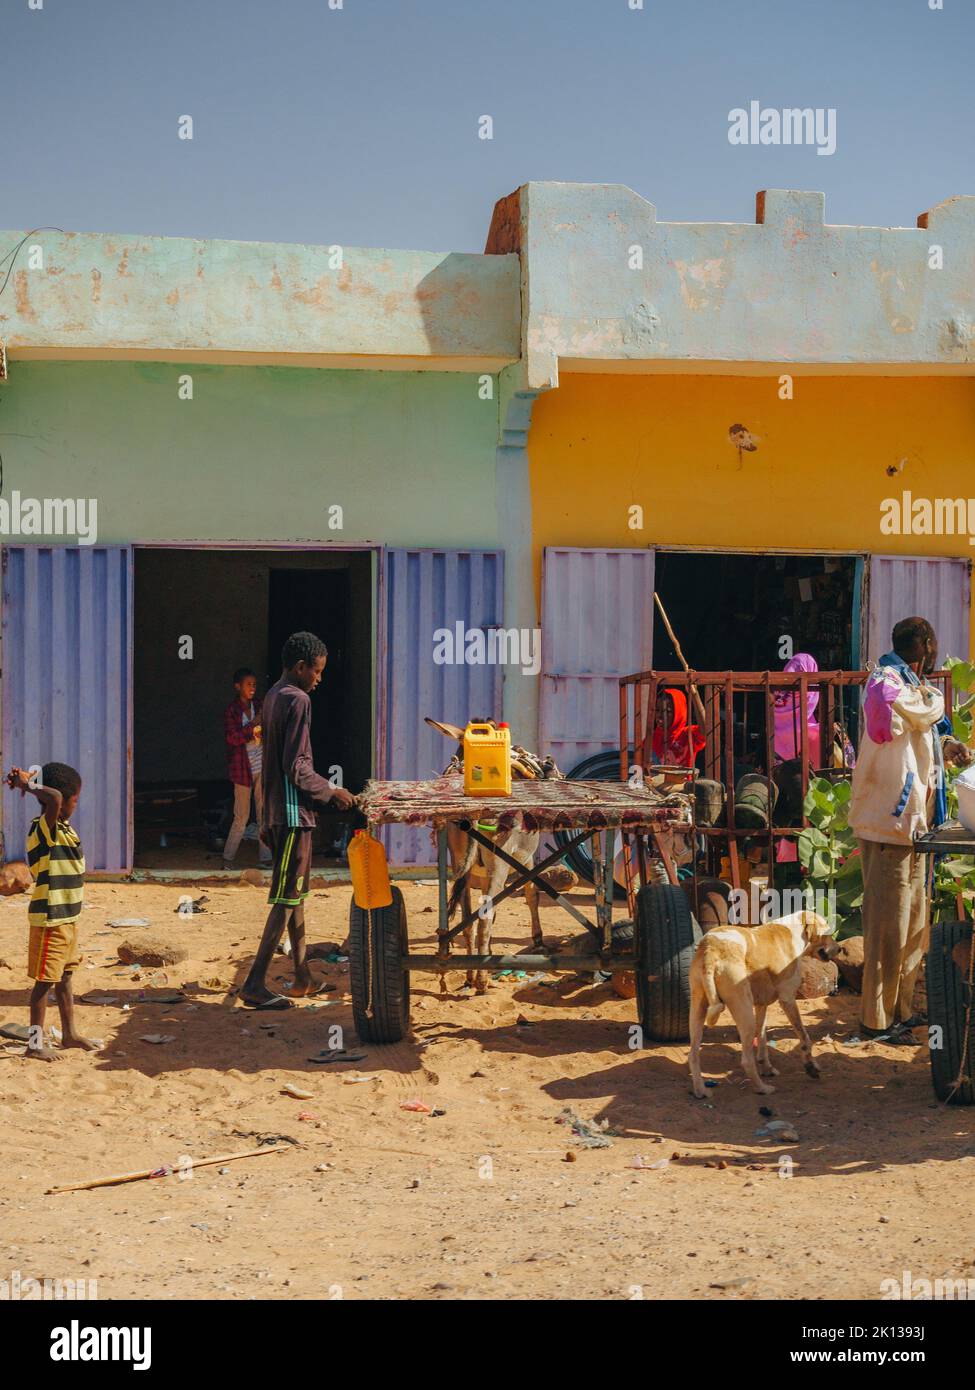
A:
[{"left": 28, "top": 920, "right": 82, "bottom": 983}]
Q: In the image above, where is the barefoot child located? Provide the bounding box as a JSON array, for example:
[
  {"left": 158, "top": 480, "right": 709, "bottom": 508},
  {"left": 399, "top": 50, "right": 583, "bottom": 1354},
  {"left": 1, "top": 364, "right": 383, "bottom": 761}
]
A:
[{"left": 6, "top": 763, "right": 101, "bottom": 1060}]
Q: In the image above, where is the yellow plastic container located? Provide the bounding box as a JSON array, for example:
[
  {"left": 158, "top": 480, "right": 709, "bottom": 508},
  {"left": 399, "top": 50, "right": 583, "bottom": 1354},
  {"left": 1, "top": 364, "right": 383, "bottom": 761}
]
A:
[
  {"left": 348, "top": 829, "right": 393, "bottom": 909},
  {"left": 463, "top": 722, "right": 512, "bottom": 797}
]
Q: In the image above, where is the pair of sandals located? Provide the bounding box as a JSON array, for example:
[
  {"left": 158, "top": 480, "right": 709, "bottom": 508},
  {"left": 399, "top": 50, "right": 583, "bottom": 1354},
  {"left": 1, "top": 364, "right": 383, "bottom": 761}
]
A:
[{"left": 856, "top": 1014, "right": 926, "bottom": 1045}]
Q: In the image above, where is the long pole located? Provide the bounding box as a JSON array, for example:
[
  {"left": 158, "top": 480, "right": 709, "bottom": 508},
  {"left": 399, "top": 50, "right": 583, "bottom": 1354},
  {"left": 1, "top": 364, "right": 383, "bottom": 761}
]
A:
[{"left": 653, "top": 591, "right": 707, "bottom": 725}]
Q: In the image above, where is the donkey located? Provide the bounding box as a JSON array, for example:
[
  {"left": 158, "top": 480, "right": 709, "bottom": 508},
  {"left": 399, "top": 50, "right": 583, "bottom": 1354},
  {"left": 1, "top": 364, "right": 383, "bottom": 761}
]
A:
[{"left": 427, "top": 718, "right": 562, "bottom": 994}]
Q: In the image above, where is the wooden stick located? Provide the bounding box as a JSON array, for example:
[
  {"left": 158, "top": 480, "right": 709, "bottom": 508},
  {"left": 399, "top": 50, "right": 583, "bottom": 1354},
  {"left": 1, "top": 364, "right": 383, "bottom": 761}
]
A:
[
  {"left": 653, "top": 591, "right": 707, "bottom": 725},
  {"left": 46, "top": 1144, "right": 289, "bottom": 1195}
]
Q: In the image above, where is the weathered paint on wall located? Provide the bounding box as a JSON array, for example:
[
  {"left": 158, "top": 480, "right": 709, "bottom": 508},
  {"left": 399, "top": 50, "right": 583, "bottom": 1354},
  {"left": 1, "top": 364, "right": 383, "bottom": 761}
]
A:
[
  {"left": 1, "top": 362, "right": 501, "bottom": 547},
  {"left": 528, "top": 371, "right": 975, "bottom": 647},
  {"left": 507, "top": 184, "right": 975, "bottom": 389},
  {"left": 0, "top": 230, "right": 520, "bottom": 369}
]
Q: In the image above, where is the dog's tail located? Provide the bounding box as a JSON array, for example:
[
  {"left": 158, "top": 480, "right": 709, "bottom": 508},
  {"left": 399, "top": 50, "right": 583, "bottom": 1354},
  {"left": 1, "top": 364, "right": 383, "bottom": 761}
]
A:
[{"left": 702, "top": 948, "right": 724, "bottom": 1026}]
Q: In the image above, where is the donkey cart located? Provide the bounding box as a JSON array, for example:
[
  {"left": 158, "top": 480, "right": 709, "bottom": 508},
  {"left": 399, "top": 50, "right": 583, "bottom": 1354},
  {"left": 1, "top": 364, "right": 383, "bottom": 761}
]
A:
[{"left": 348, "top": 775, "right": 697, "bottom": 1045}]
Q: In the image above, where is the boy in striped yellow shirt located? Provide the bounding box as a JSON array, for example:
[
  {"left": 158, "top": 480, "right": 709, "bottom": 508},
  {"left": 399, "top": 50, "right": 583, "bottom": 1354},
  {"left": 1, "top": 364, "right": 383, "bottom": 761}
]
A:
[{"left": 6, "top": 762, "right": 101, "bottom": 1061}]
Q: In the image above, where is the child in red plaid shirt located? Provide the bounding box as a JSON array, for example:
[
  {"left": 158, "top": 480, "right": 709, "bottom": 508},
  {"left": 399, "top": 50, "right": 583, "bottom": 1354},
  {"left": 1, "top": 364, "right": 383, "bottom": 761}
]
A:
[{"left": 222, "top": 668, "right": 271, "bottom": 869}]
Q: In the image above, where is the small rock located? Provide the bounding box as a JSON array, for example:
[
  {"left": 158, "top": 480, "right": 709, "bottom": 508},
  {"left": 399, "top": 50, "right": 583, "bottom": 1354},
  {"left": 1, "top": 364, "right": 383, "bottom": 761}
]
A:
[
  {"left": 835, "top": 935, "right": 864, "bottom": 993},
  {"left": 797, "top": 955, "right": 839, "bottom": 999},
  {"left": 0, "top": 861, "right": 32, "bottom": 896},
  {"left": 118, "top": 937, "right": 188, "bottom": 968}
]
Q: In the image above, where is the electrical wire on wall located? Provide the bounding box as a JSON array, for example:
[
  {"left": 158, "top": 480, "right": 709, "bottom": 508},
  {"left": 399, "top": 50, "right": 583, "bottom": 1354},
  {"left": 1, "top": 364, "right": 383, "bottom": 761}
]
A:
[{"left": 0, "top": 228, "right": 67, "bottom": 500}]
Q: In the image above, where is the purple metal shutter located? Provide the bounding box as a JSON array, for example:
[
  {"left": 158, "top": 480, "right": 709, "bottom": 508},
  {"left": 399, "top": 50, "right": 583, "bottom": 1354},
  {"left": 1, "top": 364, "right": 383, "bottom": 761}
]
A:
[
  {"left": 866, "top": 555, "right": 971, "bottom": 664},
  {"left": 380, "top": 548, "right": 504, "bottom": 865},
  {"left": 539, "top": 547, "right": 655, "bottom": 771},
  {"left": 2, "top": 546, "right": 133, "bottom": 872}
]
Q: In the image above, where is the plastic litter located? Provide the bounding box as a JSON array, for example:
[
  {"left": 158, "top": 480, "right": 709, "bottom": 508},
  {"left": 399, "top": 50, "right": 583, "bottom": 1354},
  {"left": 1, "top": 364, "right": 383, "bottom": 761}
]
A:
[
  {"left": 755, "top": 1120, "right": 799, "bottom": 1141},
  {"left": 281, "top": 1084, "right": 314, "bottom": 1099},
  {"left": 556, "top": 1107, "right": 619, "bottom": 1149},
  {"left": 400, "top": 1099, "right": 432, "bottom": 1113},
  {"left": 631, "top": 1156, "right": 670, "bottom": 1170},
  {"left": 139, "top": 1034, "right": 175, "bottom": 1045},
  {"left": 107, "top": 918, "right": 150, "bottom": 928}
]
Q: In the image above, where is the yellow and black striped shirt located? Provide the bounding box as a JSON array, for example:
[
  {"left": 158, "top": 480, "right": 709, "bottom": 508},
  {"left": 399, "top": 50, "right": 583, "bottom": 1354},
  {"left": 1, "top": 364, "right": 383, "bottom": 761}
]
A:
[{"left": 26, "top": 816, "right": 86, "bottom": 929}]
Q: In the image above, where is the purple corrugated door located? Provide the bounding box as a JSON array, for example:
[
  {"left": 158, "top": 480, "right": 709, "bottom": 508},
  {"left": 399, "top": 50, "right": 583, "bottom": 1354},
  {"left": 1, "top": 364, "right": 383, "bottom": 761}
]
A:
[
  {"left": 2, "top": 546, "right": 133, "bottom": 872},
  {"left": 866, "top": 555, "right": 971, "bottom": 664},
  {"left": 539, "top": 547, "right": 656, "bottom": 771},
  {"left": 380, "top": 548, "right": 504, "bottom": 865}
]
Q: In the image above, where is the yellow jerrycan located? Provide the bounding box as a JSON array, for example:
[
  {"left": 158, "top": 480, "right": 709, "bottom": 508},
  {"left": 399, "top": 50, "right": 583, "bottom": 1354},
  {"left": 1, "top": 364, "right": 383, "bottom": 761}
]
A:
[
  {"left": 463, "top": 722, "right": 512, "bottom": 797},
  {"left": 348, "top": 829, "right": 393, "bottom": 909}
]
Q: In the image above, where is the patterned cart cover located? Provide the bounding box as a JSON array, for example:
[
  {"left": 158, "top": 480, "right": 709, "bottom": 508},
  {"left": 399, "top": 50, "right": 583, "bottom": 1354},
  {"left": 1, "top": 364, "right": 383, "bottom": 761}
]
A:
[{"left": 358, "top": 776, "right": 692, "bottom": 834}]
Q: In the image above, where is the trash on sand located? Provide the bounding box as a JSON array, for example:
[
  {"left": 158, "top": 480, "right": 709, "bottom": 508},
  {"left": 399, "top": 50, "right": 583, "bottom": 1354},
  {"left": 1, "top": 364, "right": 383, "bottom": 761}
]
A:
[
  {"left": 137, "top": 990, "right": 186, "bottom": 1005},
  {"left": 107, "top": 918, "right": 150, "bottom": 928},
  {"left": 81, "top": 993, "right": 118, "bottom": 1006},
  {"left": 755, "top": 1120, "right": 799, "bottom": 1142},
  {"left": 0, "top": 1023, "right": 31, "bottom": 1042},
  {"left": 401, "top": 1099, "right": 432, "bottom": 1113},
  {"left": 631, "top": 1156, "right": 670, "bottom": 1170},
  {"left": 704, "top": 1080, "right": 718, "bottom": 1088},
  {"left": 556, "top": 1107, "right": 619, "bottom": 1149},
  {"left": 296, "top": 1111, "right": 317, "bottom": 1122},
  {"left": 281, "top": 1084, "right": 314, "bottom": 1100},
  {"left": 139, "top": 1034, "right": 176, "bottom": 1045},
  {"left": 174, "top": 895, "right": 208, "bottom": 914},
  {"left": 343, "top": 1074, "right": 380, "bottom": 1084}
]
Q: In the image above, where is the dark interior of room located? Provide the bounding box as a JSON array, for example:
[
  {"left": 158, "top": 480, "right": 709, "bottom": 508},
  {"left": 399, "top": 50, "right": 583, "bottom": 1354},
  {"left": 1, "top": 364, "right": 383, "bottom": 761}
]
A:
[
  {"left": 652, "top": 550, "right": 860, "bottom": 774},
  {"left": 133, "top": 547, "right": 373, "bottom": 867}
]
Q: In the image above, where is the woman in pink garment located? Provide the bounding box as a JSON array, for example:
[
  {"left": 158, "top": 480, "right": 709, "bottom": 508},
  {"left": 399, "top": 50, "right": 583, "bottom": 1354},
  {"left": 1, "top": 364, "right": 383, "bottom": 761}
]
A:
[
  {"left": 773, "top": 653, "right": 821, "bottom": 862},
  {"left": 773, "top": 652, "right": 821, "bottom": 762}
]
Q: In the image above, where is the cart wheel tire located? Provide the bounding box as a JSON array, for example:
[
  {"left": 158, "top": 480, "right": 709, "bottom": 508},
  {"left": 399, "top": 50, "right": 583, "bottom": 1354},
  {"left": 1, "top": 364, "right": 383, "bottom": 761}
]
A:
[
  {"left": 926, "top": 920, "right": 974, "bottom": 1105},
  {"left": 635, "top": 883, "right": 701, "bottom": 1043},
  {"left": 349, "top": 886, "right": 410, "bottom": 1044}
]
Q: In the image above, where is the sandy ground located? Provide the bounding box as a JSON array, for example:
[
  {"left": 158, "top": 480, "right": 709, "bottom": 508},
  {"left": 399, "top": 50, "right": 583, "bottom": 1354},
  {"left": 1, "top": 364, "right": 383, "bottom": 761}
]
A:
[{"left": 1, "top": 878, "right": 972, "bottom": 1303}]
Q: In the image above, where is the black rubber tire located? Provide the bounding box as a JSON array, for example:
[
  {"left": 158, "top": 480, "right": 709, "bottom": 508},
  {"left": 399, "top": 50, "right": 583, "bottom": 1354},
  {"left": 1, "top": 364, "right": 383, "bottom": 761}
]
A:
[
  {"left": 552, "top": 750, "right": 628, "bottom": 900},
  {"left": 926, "top": 920, "right": 974, "bottom": 1105},
  {"left": 635, "top": 883, "right": 701, "bottom": 1043},
  {"left": 348, "top": 886, "right": 410, "bottom": 1044}
]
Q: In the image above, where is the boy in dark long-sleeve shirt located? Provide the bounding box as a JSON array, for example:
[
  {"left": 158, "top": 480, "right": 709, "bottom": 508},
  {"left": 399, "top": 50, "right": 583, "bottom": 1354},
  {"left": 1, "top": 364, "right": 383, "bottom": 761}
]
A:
[{"left": 240, "top": 631, "right": 355, "bottom": 1008}]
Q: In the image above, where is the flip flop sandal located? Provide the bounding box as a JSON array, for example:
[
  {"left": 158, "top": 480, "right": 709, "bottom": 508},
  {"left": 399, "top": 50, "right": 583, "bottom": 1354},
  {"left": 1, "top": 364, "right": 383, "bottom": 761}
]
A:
[
  {"left": 239, "top": 994, "right": 293, "bottom": 1011},
  {"left": 307, "top": 1049, "right": 368, "bottom": 1064},
  {"left": 0, "top": 1023, "right": 32, "bottom": 1042}
]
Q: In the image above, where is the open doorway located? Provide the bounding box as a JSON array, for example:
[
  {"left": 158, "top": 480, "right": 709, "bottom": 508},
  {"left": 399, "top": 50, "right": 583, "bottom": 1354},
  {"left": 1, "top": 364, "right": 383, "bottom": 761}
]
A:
[
  {"left": 133, "top": 547, "right": 373, "bottom": 870},
  {"left": 652, "top": 550, "right": 861, "bottom": 775}
]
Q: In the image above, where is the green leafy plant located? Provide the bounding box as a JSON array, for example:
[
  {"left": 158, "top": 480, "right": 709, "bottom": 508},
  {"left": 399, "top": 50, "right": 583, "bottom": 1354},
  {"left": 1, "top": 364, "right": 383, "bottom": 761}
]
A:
[
  {"left": 930, "top": 656, "right": 975, "bottom": 921},
  {"left": 798, "top": 776, "right": 862, "bottom": 937},
  {"left": 943, "top": 655, "right": 975, "bottom": 743}
]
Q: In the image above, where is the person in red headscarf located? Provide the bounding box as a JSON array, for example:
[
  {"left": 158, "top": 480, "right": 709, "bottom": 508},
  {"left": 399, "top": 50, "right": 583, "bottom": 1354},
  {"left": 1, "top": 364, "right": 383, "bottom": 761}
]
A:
[{"left": 652, "top": 688, "right": 705, "bottom": 768}]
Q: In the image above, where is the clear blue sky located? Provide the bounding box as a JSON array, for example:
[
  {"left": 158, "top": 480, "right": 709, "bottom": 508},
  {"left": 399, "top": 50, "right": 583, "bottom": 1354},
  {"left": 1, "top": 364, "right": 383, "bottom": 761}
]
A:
[{"left": 3, "top": 0, "right": 972, "bottom": 252}]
